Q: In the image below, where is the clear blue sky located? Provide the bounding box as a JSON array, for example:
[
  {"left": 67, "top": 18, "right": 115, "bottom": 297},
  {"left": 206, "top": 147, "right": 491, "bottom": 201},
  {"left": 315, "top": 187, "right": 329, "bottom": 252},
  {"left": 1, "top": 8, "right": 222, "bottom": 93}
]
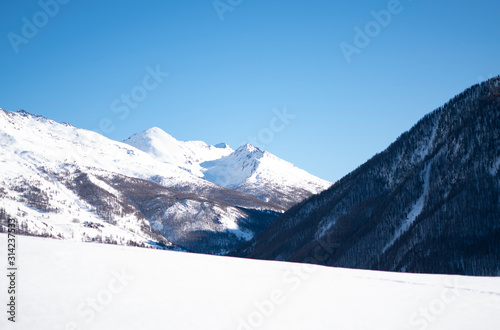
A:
[{"left": 1, "top": 0, "right": 499, "bottom": 182}]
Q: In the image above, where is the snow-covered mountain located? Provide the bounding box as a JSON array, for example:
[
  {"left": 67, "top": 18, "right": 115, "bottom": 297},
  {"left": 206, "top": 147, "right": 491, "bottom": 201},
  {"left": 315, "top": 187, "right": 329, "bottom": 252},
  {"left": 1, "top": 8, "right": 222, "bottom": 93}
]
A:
[
  {"left": 124, "top": 127, "right": 234, "bottom": 177},
  {"left": 201, "top": 144, "right": 331, "bottom": 208},
  {"left": 2, "top": 234, "right": 500, "bottom": 330},
  {"left": 125, "top": 128, "right": 331, "bottom": 208},
  {"left": 236, "top": 77, "right": 500, "bottom": 276},
  {"left": 0, "top": 109, "right": 286, "bottom": 254}
]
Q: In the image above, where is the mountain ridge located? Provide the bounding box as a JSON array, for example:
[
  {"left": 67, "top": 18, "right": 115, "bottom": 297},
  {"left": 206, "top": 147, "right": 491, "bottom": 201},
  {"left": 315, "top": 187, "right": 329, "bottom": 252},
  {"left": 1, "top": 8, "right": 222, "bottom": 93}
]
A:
[{"left": 233, "top": 76, "right": 500, "bottom": 276}]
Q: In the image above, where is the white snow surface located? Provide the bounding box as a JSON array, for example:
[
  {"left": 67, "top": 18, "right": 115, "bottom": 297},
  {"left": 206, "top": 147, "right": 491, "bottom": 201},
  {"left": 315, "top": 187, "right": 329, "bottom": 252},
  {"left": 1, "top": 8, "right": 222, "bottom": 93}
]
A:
[{"left": 1, "top": 235, "right": 500, "bottom": 330}]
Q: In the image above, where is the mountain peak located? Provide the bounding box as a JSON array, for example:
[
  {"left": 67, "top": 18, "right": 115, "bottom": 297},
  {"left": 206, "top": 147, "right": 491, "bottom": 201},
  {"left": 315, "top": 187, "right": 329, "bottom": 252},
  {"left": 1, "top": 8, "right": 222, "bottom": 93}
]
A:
[
  {"left": 201, "top": 143, "right": 330, "bottom": 207},
  {"left": 141, "top": 126, "right": 176, "bottom": 139},
  {"left": 236, "top": 143, "right": 263, "bottom": 154},
  {"left": 145, "top": 126, "right": 164, "bottom": 133}
]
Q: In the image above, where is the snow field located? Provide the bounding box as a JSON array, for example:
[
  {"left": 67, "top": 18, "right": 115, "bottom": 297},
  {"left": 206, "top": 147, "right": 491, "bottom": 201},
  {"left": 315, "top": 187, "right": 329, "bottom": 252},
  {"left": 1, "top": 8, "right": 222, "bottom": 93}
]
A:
[{"left": 1, "top": 235, "right": 499, "bottom": 330}]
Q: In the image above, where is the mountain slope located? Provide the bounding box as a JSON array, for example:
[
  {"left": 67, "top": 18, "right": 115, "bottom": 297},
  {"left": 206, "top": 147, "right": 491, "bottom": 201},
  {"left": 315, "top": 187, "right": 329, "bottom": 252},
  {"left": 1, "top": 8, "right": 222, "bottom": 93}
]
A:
[
  {"left": 0, "top": 109, "right": 283, "bottom": 253},
  {"left": 235, "top": 77, "right": 500, "bottom": 276},
  {"left": 125, "top": 129, "right": 331, "bottom": 209}
]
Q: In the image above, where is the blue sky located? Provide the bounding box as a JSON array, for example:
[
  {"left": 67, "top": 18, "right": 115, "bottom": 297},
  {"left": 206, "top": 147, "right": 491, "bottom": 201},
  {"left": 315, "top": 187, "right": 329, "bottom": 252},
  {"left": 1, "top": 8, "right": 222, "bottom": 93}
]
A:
[{"left": 1, "top": 0, "right": 499, "bottom": 182}]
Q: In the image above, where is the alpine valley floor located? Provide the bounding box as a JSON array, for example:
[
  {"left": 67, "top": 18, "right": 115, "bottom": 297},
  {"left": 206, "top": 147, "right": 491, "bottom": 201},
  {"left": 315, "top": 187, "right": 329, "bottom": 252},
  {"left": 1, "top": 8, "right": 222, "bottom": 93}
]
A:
[{"left": 1, "top": 234, "right": 499, "bottom": 330}]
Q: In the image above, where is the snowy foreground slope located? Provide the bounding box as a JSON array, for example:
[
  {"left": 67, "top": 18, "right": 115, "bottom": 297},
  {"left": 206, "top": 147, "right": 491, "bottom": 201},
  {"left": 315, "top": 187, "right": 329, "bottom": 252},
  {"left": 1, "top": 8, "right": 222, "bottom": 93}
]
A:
[{"left": 1, "top": 235, "right": 500, "bottom": 330}]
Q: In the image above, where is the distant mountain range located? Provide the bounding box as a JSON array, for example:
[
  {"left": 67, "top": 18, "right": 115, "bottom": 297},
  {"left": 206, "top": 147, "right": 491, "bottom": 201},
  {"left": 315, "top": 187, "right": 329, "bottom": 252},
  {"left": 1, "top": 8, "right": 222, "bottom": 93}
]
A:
[
  {"left": 124, "top": 127, "right": 330, "bottom": 209},
  {"left": 0, "top": 109, "right": 330, "bottom": 254},
  {"left": 234, "top": 77, "right": 500, "bottom": 276}
]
